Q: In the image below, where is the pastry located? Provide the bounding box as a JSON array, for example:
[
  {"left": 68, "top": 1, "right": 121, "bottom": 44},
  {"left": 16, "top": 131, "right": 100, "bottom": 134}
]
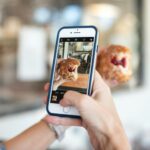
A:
[
  {"left": 56, "top": 58, "right": 80, "bottom": 81},
  {"left": 96, "top": 45, "right": 132, "bottom": 84}
]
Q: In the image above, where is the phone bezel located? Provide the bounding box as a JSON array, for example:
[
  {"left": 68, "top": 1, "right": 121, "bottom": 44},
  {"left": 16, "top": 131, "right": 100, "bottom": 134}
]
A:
[{"left": 47, "top": 26, "right": 99, "bottom": 118}]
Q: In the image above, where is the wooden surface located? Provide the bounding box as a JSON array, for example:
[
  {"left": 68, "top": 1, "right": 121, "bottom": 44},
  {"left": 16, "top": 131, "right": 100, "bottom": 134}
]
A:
[{"left": 62, "top": 74, "right": 89, "bottom": 88}]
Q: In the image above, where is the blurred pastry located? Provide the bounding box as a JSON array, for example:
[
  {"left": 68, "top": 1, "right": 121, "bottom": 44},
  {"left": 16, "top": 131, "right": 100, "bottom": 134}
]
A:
[{"left": 96, "top": 45, "right": 132, "bottom": 85}]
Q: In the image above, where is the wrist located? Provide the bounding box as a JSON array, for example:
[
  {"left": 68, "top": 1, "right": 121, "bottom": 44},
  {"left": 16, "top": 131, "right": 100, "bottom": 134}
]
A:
[
  {"left": 108, "top": 122, "right": 131, "bottom": 150},
  {"left": 94, "top": 114, "right": 131, "bottom": 150},
  {"left": 42, "top": 119, "right": 67, "bottom": 141},
  {"left": 40, "top": 120, "right": 57, "bottom": 138},
  {"left": 5, "top": 120, "right": 57, "bottom": 150}
]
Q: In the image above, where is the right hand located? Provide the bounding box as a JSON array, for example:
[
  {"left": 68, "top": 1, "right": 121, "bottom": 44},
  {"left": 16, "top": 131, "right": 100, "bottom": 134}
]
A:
[{"left": 44, "top": 71, "right": 130, "bottom": 150}]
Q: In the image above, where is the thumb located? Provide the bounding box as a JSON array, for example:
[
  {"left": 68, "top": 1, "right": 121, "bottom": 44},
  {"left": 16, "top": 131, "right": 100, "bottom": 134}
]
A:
[
  {"left": 60, "top": 90, "right": 91, "bottom": 111},
  {"left": 60, "top": 91, "right": 103, "bottom": 129}
]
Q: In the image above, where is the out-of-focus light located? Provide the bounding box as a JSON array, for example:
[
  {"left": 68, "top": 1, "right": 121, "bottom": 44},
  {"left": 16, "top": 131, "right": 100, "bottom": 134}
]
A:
[
  {"left": 62, "top": 5, "right": 82, "bottom": 25},
  {"left": 85, "top": 4, "right": 120, "bottom": 31},
  {"left": 87, "top": 4, "right": 120, "bottom": 18},
  {"left": 33, "top": 7, "right": 51, "bottom": 24}
]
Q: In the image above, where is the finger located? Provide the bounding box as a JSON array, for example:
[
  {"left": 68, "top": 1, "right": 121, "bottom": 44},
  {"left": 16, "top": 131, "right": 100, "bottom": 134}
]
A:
[
  {"left": 44, "top": 83, "right": 50, "bottom": 91},
  {"left": 93, "top": 70, "right": 104, "bottom": 90},
  {"left": 104, "top": 79, "right": 119, "bottom": 88},
  {"left": 60, "top": 91, "right": 91, "bottom": 110},
  {"left": 60, "top": 91, "right": 101, "bottom": 123},
  {"left": 91, "top": 71, "right": 112, "bottom": 104},
  {"left": 93, "top": 70, "right": 110, "bottom": 92},
  {"left": 44, "top": 115, "right": 82, "bottom": 126}
]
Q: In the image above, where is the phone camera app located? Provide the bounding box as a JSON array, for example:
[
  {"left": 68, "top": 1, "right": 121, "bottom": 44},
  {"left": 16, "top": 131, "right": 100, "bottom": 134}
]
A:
[{"left": 51, "top": 37, "right": 94, "bottom": 103}]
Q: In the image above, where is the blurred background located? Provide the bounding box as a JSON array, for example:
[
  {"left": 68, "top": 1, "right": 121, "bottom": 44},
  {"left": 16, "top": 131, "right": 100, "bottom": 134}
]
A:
[{"left": 0, "top": 0, "right": 150, "bottom": 149}]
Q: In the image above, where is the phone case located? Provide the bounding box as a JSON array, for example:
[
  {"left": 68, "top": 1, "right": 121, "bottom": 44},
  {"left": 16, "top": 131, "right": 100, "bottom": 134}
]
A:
[{"left": 46, "top": 25, "right": 99, "bottom": 118}]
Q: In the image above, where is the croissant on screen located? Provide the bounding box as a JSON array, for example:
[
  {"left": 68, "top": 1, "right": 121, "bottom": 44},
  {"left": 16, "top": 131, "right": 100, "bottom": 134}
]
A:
[
  {"left": 56, "top": 58, "right": 80, "bottom": 81},
  {"left": 96, "top": 45, "right": 132, "bottom": 85}
]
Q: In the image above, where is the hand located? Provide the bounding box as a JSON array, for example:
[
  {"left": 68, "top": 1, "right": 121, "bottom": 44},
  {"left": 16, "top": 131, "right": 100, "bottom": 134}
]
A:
[
  {"left": 43, "top": 83, "right": 82, "bottom": 126},
  {"left": 43, "top": 71, "right": 130, "bottom": 150}
]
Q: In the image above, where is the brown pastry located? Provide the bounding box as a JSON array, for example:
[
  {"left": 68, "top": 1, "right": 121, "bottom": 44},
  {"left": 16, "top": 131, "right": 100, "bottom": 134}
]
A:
[
  {"left": 56, "top": 58, "right": 80, "bottom": 81},
  {"left": 96, "top": 45, "right": 132, "bottom": 84}
]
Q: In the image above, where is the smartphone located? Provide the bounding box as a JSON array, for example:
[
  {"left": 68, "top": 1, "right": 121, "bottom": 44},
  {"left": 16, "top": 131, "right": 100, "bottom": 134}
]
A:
[{"left": 47, "top": 26, "right": 99, "bottom": 118}]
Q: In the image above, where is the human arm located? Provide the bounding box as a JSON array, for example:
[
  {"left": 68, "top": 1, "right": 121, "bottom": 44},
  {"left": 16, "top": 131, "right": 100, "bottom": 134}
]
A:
[
  {"left": 44, "top": 71, "right": 131, "bottom": 150},
  {"left": 4, "top": 120, "right": 56, "bottom": 150}
]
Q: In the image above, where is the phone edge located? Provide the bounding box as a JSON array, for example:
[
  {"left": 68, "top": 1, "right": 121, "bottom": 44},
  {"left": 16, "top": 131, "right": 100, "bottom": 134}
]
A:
[{"left": 46, "top": 25, "right": 98, "bottom": 118}]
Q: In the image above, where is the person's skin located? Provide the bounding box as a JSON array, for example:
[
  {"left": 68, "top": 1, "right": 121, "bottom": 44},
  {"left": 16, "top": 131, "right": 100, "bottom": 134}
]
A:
[
  {"left": 44, "top": 71, "right": 131, "bottom": 150},
  {"left": 4, "top": 120, "right": 56, "bottom": 150},
  {"left": 3, "top": 70, "right": 130, "bottom": 150},
  {"left": 3, "top": 48, "right": 130, "bottom": 150},
  {"left": 5, "top": 72, "right": 130, "bottom": 150}
]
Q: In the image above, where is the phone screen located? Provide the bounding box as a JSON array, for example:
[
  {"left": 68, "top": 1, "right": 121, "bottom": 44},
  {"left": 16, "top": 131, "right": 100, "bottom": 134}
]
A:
[{"left": 51, "top": 37, "right": 94, "bottom": 103}]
